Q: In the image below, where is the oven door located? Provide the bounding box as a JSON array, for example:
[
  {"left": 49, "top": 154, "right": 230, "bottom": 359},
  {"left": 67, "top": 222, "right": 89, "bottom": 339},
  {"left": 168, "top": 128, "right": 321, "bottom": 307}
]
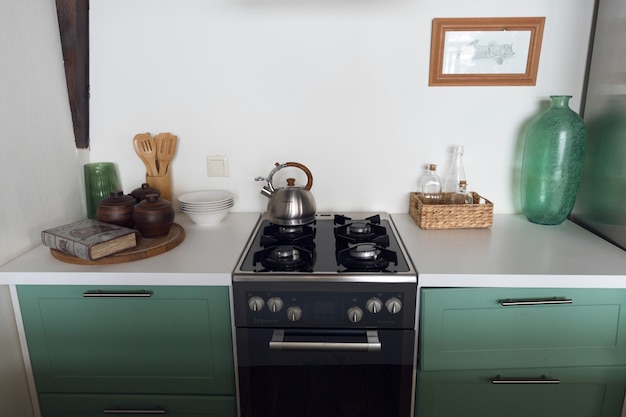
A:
[{"left": 236, "top": 327, "right": 415, "bottom": 417}]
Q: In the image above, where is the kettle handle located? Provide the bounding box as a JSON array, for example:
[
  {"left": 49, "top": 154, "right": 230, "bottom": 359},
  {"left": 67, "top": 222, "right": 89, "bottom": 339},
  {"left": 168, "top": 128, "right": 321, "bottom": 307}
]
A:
[{"left": 285, "top": 162, "right": 314, "bottom": 190}]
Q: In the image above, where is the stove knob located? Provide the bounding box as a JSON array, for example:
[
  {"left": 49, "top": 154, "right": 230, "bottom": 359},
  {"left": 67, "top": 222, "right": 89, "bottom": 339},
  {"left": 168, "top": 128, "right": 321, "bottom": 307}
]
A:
[
  {"left": 286, "top": 306, "right": 303, "bottom": 322},
  {"left": 347, "top": 306, "right": 364, "bottom": 323},
  {"left": 365, "top": 297, "right": 383, "bottom": 314},
  {"left": 248, "top": 296, "right": 265, "bottom": 312},
  {"left": 267, "top": 297, "right": 284, "bottom": 313},
  {"left": 385, "top": 297, "right": 403, "bottom": 314}
]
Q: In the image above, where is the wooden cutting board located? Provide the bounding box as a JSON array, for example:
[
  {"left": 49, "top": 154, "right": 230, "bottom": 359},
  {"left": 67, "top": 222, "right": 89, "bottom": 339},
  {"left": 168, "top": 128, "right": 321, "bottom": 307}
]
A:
[{"left": 50, "top": 223, "right": 185, "bottom": 265}]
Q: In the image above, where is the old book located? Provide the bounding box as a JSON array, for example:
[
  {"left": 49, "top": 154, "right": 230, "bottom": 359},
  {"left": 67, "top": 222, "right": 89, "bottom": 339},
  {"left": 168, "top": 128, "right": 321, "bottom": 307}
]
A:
[{"left": 41, "top": 219, "right": 138, "bottom": 260}]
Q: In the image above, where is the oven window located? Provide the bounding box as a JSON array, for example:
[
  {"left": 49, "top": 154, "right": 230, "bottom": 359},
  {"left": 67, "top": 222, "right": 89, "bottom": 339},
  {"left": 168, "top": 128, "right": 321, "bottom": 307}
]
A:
[{"left": 236, "top": 328, "right": 414, "bottom": 417}]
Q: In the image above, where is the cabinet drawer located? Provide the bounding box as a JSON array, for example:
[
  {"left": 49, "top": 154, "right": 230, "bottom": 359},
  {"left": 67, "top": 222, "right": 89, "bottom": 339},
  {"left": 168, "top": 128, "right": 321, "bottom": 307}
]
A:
[
  {"left": 18, "top": 286, "right": 234, "bottom": 395},
  {"left": 417, "top": 367, "right": 626, "bottom": 417},
  {"left": 420, "top": 288, "right": 626, "bottom": 370},
  {"left": 38, "top": 393, "right": 236, "bottom": 417}
]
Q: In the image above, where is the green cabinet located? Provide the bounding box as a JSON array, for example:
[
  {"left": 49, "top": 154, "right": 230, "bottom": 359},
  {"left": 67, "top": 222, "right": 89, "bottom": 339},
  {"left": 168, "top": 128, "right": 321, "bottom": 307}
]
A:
[
  {"left": 417, "top": 288, "right": 626, "bottom": 417},
  {"left": 420, "top": 288, "right": 626, "bottom": 371},
  {"left": 417, "top": 367, "right": 626, "bottom": 417},
  {"left": 38, "top": 394, "right": 236, "bottom": 417},
  {"left": 17, "top": 285, "right": 235, "bottom": 416}
]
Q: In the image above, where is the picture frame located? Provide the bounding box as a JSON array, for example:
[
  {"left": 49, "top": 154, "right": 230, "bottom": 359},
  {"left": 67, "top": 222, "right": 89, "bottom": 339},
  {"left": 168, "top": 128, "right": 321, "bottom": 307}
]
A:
[{"left": 429, "top": 17, "right": 546, "bottom": 86}]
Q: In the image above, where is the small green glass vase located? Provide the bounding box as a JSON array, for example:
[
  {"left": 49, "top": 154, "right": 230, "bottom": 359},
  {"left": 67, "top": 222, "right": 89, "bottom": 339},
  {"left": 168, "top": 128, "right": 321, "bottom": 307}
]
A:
[{"left": 521, "top": 95, "right": 587, "bottom": 225}]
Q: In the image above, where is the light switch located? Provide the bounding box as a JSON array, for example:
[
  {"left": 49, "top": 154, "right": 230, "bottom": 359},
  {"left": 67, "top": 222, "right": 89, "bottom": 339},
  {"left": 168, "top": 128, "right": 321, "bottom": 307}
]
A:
[{"left": 206, "top": 155, "right": 229, "bottom": 177}]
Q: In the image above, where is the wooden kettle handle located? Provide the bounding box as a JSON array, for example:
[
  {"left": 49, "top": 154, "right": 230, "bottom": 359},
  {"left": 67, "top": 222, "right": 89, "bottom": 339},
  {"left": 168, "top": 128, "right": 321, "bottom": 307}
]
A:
[{"left": 285, "top": 162, "right": 314, "bottom": 190}]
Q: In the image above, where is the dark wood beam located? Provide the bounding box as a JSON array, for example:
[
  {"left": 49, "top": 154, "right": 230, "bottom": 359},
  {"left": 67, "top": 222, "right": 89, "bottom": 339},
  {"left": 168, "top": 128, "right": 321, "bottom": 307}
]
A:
[{"left": 56, "top": 0, "right": 89, "bottom": 149}]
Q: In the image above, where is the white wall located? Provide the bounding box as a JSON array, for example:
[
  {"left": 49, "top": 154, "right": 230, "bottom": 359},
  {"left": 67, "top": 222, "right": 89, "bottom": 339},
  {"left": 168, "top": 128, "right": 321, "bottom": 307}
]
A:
[
  {"left": 0, "top": 0, "right": 85, "bottom": 413},
  {"left": 89, "top": 0, "right": 594, "bottom": 215},
  {"left": 0, "top": 0, "right": 85, "bottom": 266}
]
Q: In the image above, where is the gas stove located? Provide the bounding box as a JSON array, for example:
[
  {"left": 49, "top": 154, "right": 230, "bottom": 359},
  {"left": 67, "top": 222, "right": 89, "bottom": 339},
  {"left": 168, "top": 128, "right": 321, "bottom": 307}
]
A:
[
  {"left": 233, "top": 212, "right": 416, "bottom": 283},
  {"left": 232, "top": 213, "right": 417, "bottom": 417}
]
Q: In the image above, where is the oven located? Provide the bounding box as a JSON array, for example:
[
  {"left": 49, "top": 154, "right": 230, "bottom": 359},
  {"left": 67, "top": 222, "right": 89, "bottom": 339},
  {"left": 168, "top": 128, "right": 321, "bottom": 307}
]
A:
[{"left": 232, "top": 213, "right": 417, "bottom": 417}]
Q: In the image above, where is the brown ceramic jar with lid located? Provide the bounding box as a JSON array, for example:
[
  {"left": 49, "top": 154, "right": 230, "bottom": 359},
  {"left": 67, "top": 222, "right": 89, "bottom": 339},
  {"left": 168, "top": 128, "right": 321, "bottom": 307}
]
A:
[
  {"left": 130, "top": 183, "right": 160, "bottom": 203},
  {"left": 96, "top": 190, "right": 136, "bottom": 228},
  {"left": 132, "top": 193, "right": 175, "bottom": 238}
]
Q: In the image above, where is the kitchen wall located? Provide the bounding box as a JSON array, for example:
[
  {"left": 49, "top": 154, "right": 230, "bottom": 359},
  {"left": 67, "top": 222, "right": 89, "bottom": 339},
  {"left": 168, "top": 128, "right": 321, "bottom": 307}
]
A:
[
  {"left": 89, "top": 0, "right": 595, "bottom": 214},
  {"left": 0, "top": 0, "right": 86, "bottom": 267},
  {"left": 0, "top": 1, "right": 78, "bottom": 414}
]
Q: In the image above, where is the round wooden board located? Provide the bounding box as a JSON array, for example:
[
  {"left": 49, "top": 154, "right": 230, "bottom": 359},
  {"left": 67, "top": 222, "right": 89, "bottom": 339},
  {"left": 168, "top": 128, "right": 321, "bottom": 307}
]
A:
[{"left": 50, "top": 223, "right": 185, "bottom": 265}]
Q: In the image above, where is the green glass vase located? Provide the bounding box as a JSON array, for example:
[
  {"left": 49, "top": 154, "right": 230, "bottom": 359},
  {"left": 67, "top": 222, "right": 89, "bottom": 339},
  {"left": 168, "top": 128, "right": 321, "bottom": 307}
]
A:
[{"left": 521, "top": 95, "right": 587, "bottom": 225}]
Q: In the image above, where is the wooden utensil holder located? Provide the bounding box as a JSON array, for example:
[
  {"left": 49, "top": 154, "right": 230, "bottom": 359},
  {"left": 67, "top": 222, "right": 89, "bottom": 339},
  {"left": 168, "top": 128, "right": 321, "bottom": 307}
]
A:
[{"left": 146, "top": 173, "right": 172, "bottom": 203}]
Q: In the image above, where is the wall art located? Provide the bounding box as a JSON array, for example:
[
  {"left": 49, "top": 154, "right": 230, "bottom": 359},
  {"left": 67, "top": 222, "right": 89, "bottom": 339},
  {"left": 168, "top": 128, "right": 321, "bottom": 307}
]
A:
[{"left": 429, "top": 17, "right": 546, "bottom": 86}]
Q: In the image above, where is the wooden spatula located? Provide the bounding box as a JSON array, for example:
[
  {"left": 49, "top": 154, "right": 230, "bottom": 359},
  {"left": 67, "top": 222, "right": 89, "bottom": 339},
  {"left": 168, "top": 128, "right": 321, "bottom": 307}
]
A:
[
  {"left": 133, "top": 133, "right": 158, "bottom": 177},
  {"left": 154, "top": 132, "right": 178, "bottom": 176}
]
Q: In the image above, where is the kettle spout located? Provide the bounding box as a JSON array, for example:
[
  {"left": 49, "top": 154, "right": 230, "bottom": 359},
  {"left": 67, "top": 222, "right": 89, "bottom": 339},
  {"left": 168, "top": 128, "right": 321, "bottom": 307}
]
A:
[
  {"left": 260, "top": 186, "right": 273, "bottom": 198},
  {"left": 255, "top": 176, "right": 275, "bottom": 197}
]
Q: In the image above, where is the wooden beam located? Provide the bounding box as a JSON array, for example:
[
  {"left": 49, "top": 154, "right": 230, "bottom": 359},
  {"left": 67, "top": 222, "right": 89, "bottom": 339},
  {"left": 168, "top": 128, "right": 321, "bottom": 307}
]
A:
[{"left": 56, "top": 0, "right": 89, "bottom": 149}]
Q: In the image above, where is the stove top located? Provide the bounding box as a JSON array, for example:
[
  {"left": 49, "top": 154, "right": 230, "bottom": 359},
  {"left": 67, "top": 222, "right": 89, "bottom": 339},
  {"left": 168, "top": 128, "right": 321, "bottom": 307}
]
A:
[{"left": 233, "top": 212, "right": 416, "bottom": 283}]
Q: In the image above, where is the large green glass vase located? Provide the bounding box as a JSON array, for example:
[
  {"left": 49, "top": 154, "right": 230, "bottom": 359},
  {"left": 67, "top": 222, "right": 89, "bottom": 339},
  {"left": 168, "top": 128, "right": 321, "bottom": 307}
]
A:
[{"left": 521, "top": 95, "right": 587, "bottom": 225}]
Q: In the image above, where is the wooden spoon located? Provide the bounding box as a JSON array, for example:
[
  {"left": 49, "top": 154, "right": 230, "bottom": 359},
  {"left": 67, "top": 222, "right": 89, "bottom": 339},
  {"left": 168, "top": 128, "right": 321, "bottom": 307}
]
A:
[
  {"left": 133, "top": 133, "right": 158, "bottom": 177},
  {"left": 154, "top": 132, "right": 178, "bottom": 176}
]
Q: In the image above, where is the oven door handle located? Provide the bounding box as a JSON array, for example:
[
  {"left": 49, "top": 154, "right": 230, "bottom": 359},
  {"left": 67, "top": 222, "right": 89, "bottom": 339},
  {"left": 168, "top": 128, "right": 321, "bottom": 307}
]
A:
[{"left": 269, "top": 329, "right": 382, "bottom": 352}]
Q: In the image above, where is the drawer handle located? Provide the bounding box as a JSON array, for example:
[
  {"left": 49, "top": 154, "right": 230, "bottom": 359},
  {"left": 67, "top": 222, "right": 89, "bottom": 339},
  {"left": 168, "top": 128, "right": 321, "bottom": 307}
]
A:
[
  {"left": 83, "top": 290, "right": 153, "bottom": 298},
  {"left": 500, "top": 297, "right": 572, "bottom": 306},
  {"left": 492, "top": 375, "right": 560, "bottom": 384},
  {"left": 103, "top": 406, "right": 166, "bottom": 414}
]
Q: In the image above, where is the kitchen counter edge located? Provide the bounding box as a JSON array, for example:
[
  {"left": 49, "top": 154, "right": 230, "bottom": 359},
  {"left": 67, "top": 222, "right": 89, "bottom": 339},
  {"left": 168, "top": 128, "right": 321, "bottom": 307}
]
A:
[
  {"left": 392, "top": 213, "right": 626, "bottom": 289},
  {"left": 1, "top": 213, "right": 625, "bottom": 288},
  {"left": 0, "top": 212, "right": 261, "bottom": 286}
]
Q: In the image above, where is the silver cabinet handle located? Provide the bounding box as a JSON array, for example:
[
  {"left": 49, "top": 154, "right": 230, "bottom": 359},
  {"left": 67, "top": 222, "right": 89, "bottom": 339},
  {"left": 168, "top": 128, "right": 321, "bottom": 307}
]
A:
[
  {"left": 269, "top": 329, "right": 381, "bottom": 352},
  {"left": 83, "top": 290, "right": 153, "bottom": 298},
  {"left": 103, "top": 407, "right": 166, "bottom": 414},
  {"left": 500, "top": 297, "right": 572, "bottom": 306},
  {"left": 492, "top": 375, "right": 560, "bottom": 384}
]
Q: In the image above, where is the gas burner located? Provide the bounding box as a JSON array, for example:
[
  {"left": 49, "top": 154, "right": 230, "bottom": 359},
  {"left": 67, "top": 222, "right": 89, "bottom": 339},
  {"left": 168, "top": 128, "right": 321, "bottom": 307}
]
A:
[
  {"left": 336, "top": 243, "right": 398, "bottom": 271},
  {"left": 253, "top": 245, "right": 315, "bottom": 272},
  {"left": 335, "top": 221, "right": 390, "bottom": 246},
  {"left": 261, "top": 224, "right": 316, "bottom": 248},
  {"left": 334, "top": 214, "right": 381, "bottom": 225}
]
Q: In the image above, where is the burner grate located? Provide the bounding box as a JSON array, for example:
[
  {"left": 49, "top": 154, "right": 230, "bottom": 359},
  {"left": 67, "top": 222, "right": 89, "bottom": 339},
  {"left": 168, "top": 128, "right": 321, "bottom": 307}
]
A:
[
  {"left": 336, "top": 243, "right": 398, "bottom": 272},
  {"left": 253, "top": 245, "right": 315, "bottom": 272}
]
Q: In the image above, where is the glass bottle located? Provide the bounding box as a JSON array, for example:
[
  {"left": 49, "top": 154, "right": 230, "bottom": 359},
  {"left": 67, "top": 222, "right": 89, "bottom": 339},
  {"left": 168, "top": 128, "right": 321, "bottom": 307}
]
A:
[
  {"left": 443, "top": 145, "right": 467, "bottom": 194},
  {"left": 421, "top": 164, "right": 442, "bottom": 204},
  {"left": 521, "top": 95, "right": 586, "bottom": 225},
  {"left": 451, "top": 180, "right": 473, "bottom": 204}
]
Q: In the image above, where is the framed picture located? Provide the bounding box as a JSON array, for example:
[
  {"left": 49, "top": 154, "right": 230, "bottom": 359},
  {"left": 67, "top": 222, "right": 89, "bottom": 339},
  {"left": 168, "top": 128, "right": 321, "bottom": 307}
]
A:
[{"left": 429, "top": 17, "right": 546, "bottom": 86}]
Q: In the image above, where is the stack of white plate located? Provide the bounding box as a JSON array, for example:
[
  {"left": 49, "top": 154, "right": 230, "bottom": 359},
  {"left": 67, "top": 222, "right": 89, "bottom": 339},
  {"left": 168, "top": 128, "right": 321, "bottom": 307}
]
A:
[{"left": 178, "top": 190, "right": 234, "bottom": 225}]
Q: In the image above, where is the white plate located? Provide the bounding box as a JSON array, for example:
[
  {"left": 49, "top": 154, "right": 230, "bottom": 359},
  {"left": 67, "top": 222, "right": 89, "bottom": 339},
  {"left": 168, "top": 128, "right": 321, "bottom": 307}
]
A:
[
  {"left": 181, "top": 203, "right": 234, "bottom": 213},
  {"left": 179, "top": 199, "right": 234, "bottom": 208},
  {"left": 178, "top": 190, "right": 234, "bottom": 205}
]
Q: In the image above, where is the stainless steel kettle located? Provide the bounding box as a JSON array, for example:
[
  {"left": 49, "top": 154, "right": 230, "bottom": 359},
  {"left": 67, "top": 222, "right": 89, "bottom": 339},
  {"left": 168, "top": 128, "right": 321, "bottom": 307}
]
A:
[{"left": 255, "top": 162, "right": 316, "bottom": 225}]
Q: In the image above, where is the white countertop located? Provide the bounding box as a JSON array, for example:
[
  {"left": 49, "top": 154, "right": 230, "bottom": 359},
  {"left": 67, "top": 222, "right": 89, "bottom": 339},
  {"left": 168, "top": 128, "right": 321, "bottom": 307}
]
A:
[
  {"left": 2, "top": 212, "right": 625, "bottom": 289},
  {"left": 391, "top": 213, "right": 626, "bottom": 289},
  {"left": 0, "top": 213, "right": 260, "bottom": 286}
]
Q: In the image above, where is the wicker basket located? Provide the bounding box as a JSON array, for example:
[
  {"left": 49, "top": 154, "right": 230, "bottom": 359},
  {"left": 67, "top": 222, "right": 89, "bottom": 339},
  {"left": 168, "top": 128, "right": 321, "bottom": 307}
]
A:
[{"left": 409, "top": 192, "right": 493, "bottom": 229}]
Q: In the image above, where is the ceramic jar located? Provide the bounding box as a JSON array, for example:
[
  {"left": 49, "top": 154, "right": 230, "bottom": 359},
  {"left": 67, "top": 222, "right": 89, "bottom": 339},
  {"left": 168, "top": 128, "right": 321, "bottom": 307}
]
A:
[
  {"left": 96, "top": 190, "right": 136, "bottom": 228},
  {"left": 133, "top": 193, "right": 175, "bottom": 238},
  {"left": 130, "top": 183, "right": 161, "bottom": 203}
]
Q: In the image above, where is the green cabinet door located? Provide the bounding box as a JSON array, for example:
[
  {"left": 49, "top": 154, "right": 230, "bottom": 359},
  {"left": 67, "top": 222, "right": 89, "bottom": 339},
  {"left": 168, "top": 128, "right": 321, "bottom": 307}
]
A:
[
  {"left": 39, "top": 394, "right": 236, "bottom": 417},
  {"left": 420, "top": 288, "right": 626, "bottom": 371},
  {"left": 17, "top": 286, "right": 235, "bottom": 395},
  {"left": 417, "top": 367, "right": 626, "bottom": 417}
]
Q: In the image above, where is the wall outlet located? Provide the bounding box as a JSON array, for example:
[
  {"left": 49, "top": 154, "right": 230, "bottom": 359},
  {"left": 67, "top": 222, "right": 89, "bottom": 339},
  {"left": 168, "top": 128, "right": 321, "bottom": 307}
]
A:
[{"left": 206, "top": 155, "right": 229, "bottom": 177}]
